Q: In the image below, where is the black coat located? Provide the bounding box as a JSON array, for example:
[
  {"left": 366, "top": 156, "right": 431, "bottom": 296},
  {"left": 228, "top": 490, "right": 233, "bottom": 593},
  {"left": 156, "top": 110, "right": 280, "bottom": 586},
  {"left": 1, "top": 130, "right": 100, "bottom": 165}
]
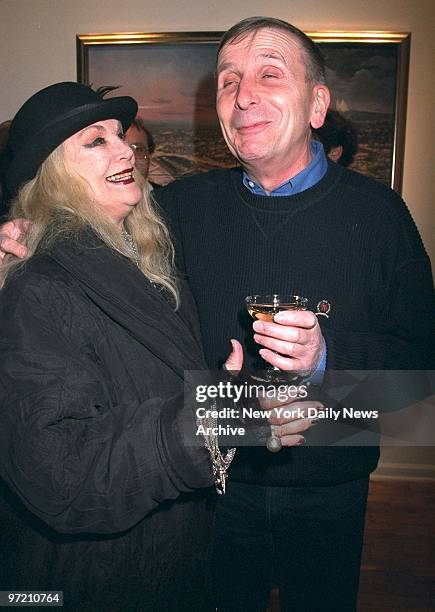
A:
[{"left": 0, "top": 231, "right": 215, "bottom": 611}]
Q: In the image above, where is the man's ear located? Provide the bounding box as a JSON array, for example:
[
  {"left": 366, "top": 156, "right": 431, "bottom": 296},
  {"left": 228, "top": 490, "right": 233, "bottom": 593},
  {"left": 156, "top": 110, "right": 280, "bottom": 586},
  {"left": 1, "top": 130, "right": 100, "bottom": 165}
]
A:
[
  {"left": 328, "top": 145, "right": 343, "bottom": 162},
  {"left": 310, "top": 85, "right": 330, "bottom": 129}
]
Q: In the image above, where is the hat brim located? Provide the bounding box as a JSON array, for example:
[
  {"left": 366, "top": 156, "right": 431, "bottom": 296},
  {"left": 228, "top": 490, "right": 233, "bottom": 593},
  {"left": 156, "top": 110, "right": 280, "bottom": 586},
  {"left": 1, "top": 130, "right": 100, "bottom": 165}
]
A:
[{"left": 6, "top": 96, "right": 138, "bottom": 198}]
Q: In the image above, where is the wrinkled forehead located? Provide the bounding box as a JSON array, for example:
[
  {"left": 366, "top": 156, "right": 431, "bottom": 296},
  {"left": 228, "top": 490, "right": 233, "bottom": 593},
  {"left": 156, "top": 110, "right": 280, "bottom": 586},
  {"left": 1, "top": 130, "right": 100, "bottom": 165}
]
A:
[
  {"left": 126, "top": 124, "right": 149, "bottom": 146},
  {"left": 217, "top": 27, "right": 305, "bottom": 70}
]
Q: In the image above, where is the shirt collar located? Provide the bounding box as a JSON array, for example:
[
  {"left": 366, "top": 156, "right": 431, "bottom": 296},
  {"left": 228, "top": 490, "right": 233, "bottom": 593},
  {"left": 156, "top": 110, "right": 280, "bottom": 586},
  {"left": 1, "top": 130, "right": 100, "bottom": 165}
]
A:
[{"left": 242, "top": 140, "right": 327, "bottom": 196}]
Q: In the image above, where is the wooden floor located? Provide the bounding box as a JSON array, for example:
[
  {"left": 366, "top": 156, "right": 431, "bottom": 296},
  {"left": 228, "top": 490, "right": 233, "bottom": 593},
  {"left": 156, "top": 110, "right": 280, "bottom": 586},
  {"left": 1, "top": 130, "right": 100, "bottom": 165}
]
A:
[
  {"left": 358, "top": 479, "right": 435, "bottom": 611},
  {"left": 269, "top": 479, "right": 435, "bottom": 611}
]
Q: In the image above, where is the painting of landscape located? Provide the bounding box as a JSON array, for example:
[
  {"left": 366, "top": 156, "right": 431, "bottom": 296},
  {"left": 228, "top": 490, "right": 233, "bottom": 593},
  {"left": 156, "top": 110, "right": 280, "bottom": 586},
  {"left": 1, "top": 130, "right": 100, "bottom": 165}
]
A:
[
  {"left": 78, "top": 33, "right": 408, "bottom": 191},
  {"left": 321, "top": 43, "right": 399, "bottom": 187}
]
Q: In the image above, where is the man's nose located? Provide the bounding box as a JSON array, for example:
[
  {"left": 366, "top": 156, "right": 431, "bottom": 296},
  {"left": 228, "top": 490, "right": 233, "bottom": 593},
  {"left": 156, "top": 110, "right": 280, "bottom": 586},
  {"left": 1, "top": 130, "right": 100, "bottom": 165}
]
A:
[{"left": 235, "top": 76, "right": 259, "bottom": 110}]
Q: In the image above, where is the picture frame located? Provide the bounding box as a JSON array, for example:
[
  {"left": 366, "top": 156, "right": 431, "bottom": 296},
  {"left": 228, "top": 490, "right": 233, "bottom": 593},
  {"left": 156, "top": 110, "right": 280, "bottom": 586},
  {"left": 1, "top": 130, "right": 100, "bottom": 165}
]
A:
[{"left": 77, "top": 31, "right": 410, "bottom": 193}]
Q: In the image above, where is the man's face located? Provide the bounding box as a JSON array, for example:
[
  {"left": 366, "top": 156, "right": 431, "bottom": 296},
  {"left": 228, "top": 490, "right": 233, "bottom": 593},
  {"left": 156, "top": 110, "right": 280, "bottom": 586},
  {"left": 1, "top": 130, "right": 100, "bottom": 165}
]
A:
[
  {"left": 125, "top": 124, "right": 151, "bottom": 179},
  {"left": 216, "top": 28, "right": 328, "bottom": 175}
]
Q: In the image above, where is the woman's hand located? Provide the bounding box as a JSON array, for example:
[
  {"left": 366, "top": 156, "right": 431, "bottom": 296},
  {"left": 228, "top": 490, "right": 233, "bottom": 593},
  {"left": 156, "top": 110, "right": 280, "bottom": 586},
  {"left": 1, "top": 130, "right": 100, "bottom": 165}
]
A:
[{"left": 223, "top": 339, "right": 243, "bottom": 373}]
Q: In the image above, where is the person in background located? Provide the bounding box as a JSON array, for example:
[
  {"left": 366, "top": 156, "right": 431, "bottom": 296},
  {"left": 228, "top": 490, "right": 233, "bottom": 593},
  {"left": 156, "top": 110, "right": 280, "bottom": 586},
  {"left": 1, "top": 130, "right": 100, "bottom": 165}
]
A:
[
  {"left": 126, "top": 115, "right": 161, "bottom": 188},
  {"left": 0, "top": 120, "right": 12, "bottom": 215},
  {"left": 313, "top": 108, "right": 358, "bottom": 166},
  {"left": 0, "top": 120, "right": 11, "bottom": 147}
]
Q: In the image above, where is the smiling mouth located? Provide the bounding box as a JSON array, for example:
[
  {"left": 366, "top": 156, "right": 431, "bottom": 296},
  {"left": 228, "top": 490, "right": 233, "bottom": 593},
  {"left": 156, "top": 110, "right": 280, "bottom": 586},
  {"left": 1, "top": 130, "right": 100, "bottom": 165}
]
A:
[
  {"left": 236, "top": 121, "right": 270, "bottom": 134},
  {"left": 106, "top": 168, "right": 135, "bottom": 184}
]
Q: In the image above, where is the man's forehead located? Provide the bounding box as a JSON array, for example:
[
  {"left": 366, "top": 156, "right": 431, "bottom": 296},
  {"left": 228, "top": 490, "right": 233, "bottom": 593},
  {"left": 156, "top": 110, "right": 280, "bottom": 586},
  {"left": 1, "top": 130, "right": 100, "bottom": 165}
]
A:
[
  {"left": 128, "top": 125, "right": 148, "bottom": 143},
  {"left": 218, "top": 27, "right": 302, "bottom": 66}
]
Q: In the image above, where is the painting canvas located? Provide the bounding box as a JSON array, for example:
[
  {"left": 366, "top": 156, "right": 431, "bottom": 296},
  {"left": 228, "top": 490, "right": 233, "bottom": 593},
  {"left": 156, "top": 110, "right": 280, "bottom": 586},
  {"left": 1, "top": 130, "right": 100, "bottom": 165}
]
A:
[{"left": 77, "top": 31, "right": 409, "bottom": 192}]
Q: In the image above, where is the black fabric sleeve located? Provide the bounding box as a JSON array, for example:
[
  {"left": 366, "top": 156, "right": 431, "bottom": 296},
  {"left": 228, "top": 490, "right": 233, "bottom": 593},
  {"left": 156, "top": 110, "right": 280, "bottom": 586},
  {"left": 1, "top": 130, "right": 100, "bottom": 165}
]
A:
[
  {"left": 153, "top": 186, "right": 187, "bottom": 275},
  {"left": 323, "top": 193, "right": 435, "bottom": 370},
  {"left": 0, "top": 276, "right": 213, "bottom": 535}
]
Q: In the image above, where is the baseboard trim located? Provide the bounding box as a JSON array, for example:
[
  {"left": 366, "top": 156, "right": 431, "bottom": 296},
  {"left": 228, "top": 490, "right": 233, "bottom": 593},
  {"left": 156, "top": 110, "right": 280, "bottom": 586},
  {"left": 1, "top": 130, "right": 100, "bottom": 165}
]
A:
[{"left": 372, "top": 461, "right": 435, "bottom": 481}]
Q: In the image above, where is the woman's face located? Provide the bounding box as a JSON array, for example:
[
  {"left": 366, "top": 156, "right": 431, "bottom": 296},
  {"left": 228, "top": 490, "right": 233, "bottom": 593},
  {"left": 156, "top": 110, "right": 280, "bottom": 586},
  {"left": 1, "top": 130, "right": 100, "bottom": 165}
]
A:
[{"left": 63, "top": 119, "right": 142, "bottom": 227}]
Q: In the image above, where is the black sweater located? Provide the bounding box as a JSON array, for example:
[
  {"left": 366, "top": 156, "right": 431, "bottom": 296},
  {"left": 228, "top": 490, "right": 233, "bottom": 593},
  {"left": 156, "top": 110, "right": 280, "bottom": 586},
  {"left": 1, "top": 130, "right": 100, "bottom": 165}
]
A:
[{"left": 156, "top": 162, "right": 434, "bottom": 485}]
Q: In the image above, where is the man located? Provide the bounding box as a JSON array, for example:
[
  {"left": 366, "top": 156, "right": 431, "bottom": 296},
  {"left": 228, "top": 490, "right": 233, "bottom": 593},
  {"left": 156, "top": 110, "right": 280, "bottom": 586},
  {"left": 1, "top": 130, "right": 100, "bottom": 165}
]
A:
[
  {"left": 125, "top": 115, "right": 159, "bottom": 185},
  {"left": 1, "top": 17, "right": 433, "bottom": 612},
  {"left": 157, "top": 18, "right": 433, "bottom": 611}
]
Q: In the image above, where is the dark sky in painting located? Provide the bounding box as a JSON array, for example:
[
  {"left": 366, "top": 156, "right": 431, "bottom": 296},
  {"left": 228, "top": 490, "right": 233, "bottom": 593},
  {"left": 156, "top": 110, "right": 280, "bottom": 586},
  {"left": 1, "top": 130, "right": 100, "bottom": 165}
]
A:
[
  {"left": 89, "top": 43, "right": 218, "bottom": 125},
  {"left": 321, "top": 44, "right": 397, "bottom": 114},
  {"left": 88, "top": 41, "right": 398, "bottom": 125}
]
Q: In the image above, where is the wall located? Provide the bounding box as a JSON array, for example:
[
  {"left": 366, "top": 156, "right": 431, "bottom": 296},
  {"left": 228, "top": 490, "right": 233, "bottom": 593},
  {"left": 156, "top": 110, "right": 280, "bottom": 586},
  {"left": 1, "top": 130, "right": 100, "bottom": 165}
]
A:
[{"left": 1, "top": 0, "right": 434, "bottom": 477}]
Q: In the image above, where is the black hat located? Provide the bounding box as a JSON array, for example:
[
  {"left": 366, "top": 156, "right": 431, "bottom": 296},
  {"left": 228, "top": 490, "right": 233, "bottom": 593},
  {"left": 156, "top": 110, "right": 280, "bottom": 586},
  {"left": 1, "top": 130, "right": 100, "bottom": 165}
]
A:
[{"left": 5, "top": 81, "right": 138, "bottom": 199}]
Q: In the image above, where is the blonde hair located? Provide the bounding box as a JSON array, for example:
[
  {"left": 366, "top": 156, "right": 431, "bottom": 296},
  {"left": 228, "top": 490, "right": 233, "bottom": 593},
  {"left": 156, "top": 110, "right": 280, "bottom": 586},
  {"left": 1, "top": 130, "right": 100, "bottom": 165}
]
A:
[{"left": 3, "top": 143, "right": 179, "bottom": 306}]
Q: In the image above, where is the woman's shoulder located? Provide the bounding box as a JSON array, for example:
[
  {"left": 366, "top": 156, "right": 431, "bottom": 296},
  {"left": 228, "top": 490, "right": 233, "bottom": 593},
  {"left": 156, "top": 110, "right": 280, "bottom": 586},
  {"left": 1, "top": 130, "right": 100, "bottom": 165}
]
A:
[
  {"left": 2, "top": 229, "right": 106, "bottom": 294},
  {"left": 1, "top": 251, "right": 86, "bottom": 320}
]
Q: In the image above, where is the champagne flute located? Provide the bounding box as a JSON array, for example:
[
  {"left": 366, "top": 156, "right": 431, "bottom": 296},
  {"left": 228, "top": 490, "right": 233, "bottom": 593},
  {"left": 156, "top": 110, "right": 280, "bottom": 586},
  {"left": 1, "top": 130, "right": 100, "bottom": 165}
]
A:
[
  {"left": 246, "top": 294, "right": 308, "bottom": 375},
  {"left": 245, "top": 294, "right": 308, "bottom": 452}
]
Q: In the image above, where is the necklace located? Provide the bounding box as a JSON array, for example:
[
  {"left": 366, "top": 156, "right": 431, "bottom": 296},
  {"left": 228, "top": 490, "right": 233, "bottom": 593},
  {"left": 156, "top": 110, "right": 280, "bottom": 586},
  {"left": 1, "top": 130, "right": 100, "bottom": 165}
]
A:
[
  {"left": 121, "top": 229, "right": 140, "bottom": 267},
  {"left": 121, "top": 228, "right": 163, "bottom": 295}
]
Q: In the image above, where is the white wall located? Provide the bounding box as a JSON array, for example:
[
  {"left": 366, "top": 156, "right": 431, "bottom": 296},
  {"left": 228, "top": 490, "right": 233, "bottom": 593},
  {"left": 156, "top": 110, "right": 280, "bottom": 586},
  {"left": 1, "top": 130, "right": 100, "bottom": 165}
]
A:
[{"left": 1, "top": 0, "right": 434, "bottom": 476}]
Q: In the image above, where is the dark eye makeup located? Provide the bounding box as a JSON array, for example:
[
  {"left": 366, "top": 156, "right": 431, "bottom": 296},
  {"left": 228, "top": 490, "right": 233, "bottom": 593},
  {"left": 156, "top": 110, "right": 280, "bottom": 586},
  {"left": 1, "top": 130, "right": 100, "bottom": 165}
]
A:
[
  {"left": 82, "top": 124, "right": 125, "bottom": 148},
  {"left": 84, "top": 136, "right": 106, "bottom": 148}
]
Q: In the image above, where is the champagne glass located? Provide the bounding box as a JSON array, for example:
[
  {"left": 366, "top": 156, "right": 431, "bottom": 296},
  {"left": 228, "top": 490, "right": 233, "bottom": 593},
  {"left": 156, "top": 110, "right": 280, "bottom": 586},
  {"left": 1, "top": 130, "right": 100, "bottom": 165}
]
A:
[
  {"left": 246, "top": 294, "right": 308, "bottom": 375},
  {"left": 245, "top": 294, "right": 308, "bottom": 452}
]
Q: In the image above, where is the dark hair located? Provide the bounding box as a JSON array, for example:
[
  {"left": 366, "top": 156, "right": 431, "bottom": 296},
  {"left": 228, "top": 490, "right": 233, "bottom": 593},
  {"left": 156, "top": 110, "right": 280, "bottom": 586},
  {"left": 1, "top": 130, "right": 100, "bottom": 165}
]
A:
[
  {"left": 0, "top": 120, "right": 12, "bottom": 215},
  {"left": 313, "top": 110, "right": 358, "bottom": 167},
  {"left": 217, "top": 16, "right": 326, "bottom": 86},
  {"left": 130, "top": 116, "right": 156, "bottom": 155}
]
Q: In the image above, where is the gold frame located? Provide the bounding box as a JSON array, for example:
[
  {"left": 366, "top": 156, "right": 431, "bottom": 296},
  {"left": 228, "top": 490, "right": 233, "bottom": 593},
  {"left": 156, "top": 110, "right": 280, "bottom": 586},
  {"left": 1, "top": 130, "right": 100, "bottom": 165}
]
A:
[
  {"left": 308, "top": 31, "right": 410, "bottom": 193},
  {"left": 77, "top": 30, "right": 410, "bottom": 192}
]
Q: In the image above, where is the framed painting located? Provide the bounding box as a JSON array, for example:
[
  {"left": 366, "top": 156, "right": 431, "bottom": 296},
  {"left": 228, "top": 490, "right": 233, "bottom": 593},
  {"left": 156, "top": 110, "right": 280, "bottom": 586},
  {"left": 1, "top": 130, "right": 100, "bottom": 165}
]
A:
[{"left": 77, "top": 30, "right": 410, "bottom": 192}]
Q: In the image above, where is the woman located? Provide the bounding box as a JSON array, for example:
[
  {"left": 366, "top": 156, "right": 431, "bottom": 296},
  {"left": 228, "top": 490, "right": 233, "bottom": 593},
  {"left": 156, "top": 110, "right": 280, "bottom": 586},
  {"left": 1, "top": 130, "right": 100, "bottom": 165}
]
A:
[{"left": 0, "top": 82, "right": 235, "bottom": 611}]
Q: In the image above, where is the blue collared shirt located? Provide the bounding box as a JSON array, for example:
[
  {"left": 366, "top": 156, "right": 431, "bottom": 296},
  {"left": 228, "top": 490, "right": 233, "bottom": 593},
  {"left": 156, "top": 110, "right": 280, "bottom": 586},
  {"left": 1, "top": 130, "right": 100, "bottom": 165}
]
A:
[
  {"left": 243, "top": 140, "right": 327, "bottom": 196},
  {"left": 243, "top": 139, "right": 328, "bottom": 378}
]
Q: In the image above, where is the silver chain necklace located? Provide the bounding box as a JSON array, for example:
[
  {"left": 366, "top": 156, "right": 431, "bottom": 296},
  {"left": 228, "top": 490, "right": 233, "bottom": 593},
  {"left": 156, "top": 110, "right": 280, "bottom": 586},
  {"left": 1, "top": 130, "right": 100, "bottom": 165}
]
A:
[
  {"left": 122, "top": 228, "right": 163, "bottom": 295},
  {"left": 121, "top": 229, "right": 140, "bottom": 267}
]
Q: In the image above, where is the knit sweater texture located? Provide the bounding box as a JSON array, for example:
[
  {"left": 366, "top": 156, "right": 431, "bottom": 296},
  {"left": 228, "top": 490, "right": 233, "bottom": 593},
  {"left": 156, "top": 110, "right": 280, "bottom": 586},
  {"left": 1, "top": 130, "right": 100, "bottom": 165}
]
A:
[{"left": 156, "top": 162, "right": 434, "bottom": 486}]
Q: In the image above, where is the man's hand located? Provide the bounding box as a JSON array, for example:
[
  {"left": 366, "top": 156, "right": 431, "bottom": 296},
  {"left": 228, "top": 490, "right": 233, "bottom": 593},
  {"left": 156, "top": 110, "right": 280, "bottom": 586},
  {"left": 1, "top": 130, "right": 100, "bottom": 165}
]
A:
[
  {"left": 267, "top": 399, "right": 324, "bottom": 447},
  {"left": 222, "top": 339, "right": 324, "bottom": 447},
  {"left": 0, "top": 219, "right": 31, "bottom": 261},
  {"left": 252, "top": 309, "right": 325, "bottom": 376},
  {"left": 260, "top": 390, "right": 324, "bottom": 447}
]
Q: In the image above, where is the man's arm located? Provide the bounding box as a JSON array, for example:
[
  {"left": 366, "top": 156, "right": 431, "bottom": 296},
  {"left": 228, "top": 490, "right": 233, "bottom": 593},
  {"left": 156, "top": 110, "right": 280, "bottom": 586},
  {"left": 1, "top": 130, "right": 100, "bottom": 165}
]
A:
[
  {"left": 249, "top": 193, "right": 435, "bottom": 372},
  {"left": 0, "top": 218, "right": 31, "bottom": 259}
]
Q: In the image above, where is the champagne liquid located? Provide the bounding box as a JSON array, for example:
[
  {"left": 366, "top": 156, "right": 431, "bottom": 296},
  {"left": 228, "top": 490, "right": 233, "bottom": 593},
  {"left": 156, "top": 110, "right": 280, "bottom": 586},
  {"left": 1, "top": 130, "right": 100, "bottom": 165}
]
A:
[{"left": 247, "top": 303, "right": 306, "bottom": 321}]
